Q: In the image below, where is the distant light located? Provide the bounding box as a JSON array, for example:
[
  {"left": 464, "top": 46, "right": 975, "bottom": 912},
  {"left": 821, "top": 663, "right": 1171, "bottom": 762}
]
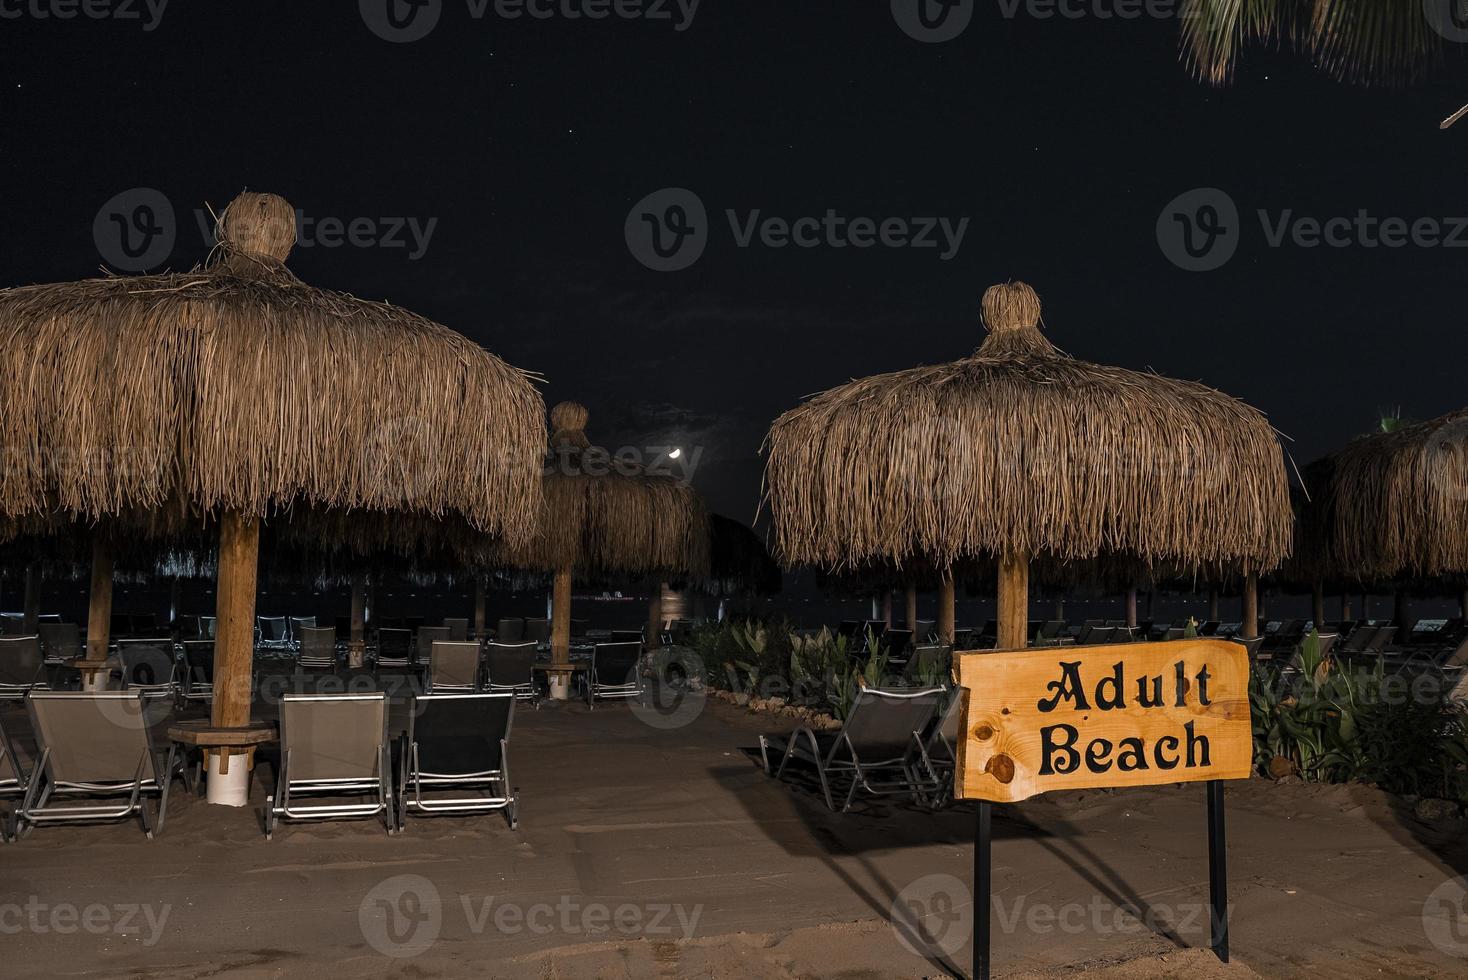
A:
[{"left": 668, "top": 447, "right": 682, "bottom": 459}]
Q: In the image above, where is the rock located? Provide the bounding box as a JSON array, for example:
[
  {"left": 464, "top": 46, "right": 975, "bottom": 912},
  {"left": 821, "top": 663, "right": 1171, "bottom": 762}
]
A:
[
  {"left": 1267, "top": 755, "right": 1295, "bottom": 779},
  {"left": 1415, "top": 798, "right": 1461, "bottom": 823}
]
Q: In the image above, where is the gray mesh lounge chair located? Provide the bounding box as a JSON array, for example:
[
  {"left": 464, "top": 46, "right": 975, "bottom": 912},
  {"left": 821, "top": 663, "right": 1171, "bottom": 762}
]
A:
[
  {"left": 443, "top": 618, "right": 469, "bottom": 642},
  {"left": 588, "top": 641, "right": 643, "bottom": 708},
  {"left": 117, "top": 640, "right": 178, "bottom": 701},
  {"left": 1, "top": 713, "right": 31, "bottom": 839},
  {"left": 398, "top": 692, "right": 517, "bottom": 829},
  {"left": 199, "top": 616, "right": 217, "bottom": 640},
  {"left": 38, "top": 622, "right": 81, "bottom": 665},
  {"left": 0, "top": 635, "right": 47, "bottom": 699},
  {"left": 759, "top": 684, "right": 945, "bottom": 811},
  {"left": 257, "top": 616, "right": 290, "bottom": 652},
  {"left": 265, "top": 692, "right": 394, "bottom": 839},
  {"left": 429, "top": 641, "right": 482, "bottom": 692},
  {"left": 15, "top": 690, "right": 179, "bottom": 839},
  {"left": 485, "top": 641, "right": 539, "bottom": 705},
  {"left": 178, "top": 641, "right": 215, "bottom": 706},
  {"left": 496, "top": 617, "right": 525, "bottom": 643},
  {"left": 901, "top": 644, "right": 952, "bottom": 685},
  {"left": 921, "top": 694, "right": 964, "bottom": 807},
  {"left": 296, "top": 626, "right": 337, "bottom": 671},
  {"left": 375, "top": 628, "right": 414, "bottom": 670}
]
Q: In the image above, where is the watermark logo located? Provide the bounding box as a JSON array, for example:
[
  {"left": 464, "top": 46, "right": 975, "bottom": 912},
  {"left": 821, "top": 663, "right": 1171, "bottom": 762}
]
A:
[
  {"left": 0, "top": 899, "right": 171, "bottom": 946},
  {"left": 1156, "top": 187, "right": 1239, "bottom": 273},
  {"left": 1423, "top": 875, "right": 1468, "bottom": 957},
  {"left": 359, "top": 874, "right": 443, "bottom": 958},
  {"left": 630, "top": 648, "right": 707, "bottom": 730},
  {"left": 627, "top": 187, "right": 970, "bottom": 271},
  {"left": 94, "top": 187, "right": 176, "bottom": 272},
  {"left": 360, "top": 0, "right": 443, "bottom": 42},
  {"left": 891, "top": 873, "right": 973, "bottom": 958},
  {"left": 892, "top": 0, "right": 973, "bottom": 43},
  {"left": 1425, "top": 0, "right": 1468, "bottom": 44},
  {"left": 0, "top": 0, "right": 168, "bottom": 30},
  {"left": 625, "top": 187, "right": 708, "bottom": 272}
]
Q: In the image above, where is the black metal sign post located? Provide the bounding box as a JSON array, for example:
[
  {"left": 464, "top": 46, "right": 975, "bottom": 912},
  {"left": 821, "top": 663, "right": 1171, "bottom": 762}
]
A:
[
  {"left": 1207, "top": 779, "right": 1230, "bottom": 961},
  {"left": 974, "top": 800, "right": 991, "bottom": 980},
  {"left": 970, "top": 783, "right": 1230, "bottom": 980}
]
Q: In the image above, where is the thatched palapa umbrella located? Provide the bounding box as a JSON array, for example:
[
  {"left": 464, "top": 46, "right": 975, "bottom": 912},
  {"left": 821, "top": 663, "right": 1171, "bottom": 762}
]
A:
[
  {"left": 1294, "top": 409, "right": 1468, "bottom": 622},
  {"left": 763, "top": 281, "right": 1292, "bottom": 649},
  {"left": 498, "top": 401, "right": 707, "bottom": 697},
  {"left": 0, "top": 190, "right": 545, "bottom": 798}
]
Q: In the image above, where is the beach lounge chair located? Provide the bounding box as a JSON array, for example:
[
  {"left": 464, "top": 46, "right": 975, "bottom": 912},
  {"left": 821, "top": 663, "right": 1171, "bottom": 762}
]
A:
[
  {"left": 1234, "top": 635, "right": 1266, "bottom": 660},
  {"left": 920, "top": 694, "right": 964, "bottom": 807},
  {"left": 397, "top": 692, "right": 517, "bottom": 829},
  {"left": 443, "top": 617, "right": 469, "bottom": 642},
  {"left": 265, "top": 692, "right": 394, "bottom": 839},
  {"left": 177, "top": 641, "right": 215, "bottom": 706},
  {"left": 288, "top": 616, "right": 316, "bottom": 646},
  {"left": 14, "top": 690, "right": 179, "bottom": 839},
  {"left": 38, "top": 622, "right": 81, "bottom": 663},
  {"left": 952, "top": 628, "right": 976, "bottom": 650},
  {"left": 428, "top": 640, "right": 482, "bottom": 692},
  {"left": 496, "top": 617, "right": 525, "bottom": 642},
  {"left": 296, "top": 626, "right": 337, "bottom": 672},
  {"left": 1339, "top": 625, "right": 1377, "bottom": 656},
  {"left": 524, "top": 618, "right": 551, "bottom": 645},
  {"left": 0, "top": 635, "right": 47, "bottom": 699},
  {"left": 257, "top": 616, "right": 290, "bottom": 652},
  {"left": 416, "top": 626, "right": 451, "bottom": 664},
  {"left": 759, "top": 684, "right": 945, "bottom": 812},
  {"left": 881, "top": 628, "right": 914, "bottom": 659},
  {"left": 901, "top": 643, "right": 951, "bottom": 684},
  {"left": 375, "top": 628, "right": 414, "bottom": 670},
  {"left": 485, "top": 641, "right": 539, "bottom": 705},
  {"left": 1, "top": 713, "right": 31, "bottom": 835},
  {"left": 587, "top": 641, "right": 643, "bottom": 707},
  {"left": 117, "top": 640, "right": 177, "bottom": 701},
  {"left": 199, "top": 615, "right": 217, "bottom": 640}
]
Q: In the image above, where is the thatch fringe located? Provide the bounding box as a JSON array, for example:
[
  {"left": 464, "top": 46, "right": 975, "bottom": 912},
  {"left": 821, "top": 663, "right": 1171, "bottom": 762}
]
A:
[
  {"left": 1300, "top": 408, "right": 1468, "bottom": 581},
  {"left": 0, "top": 191, "right": 545, "bottom": 545},
  {"left": 496, "top": 402, "right": 709, "bottom": 577},
  {"left": 763, "top": 282, "right": 1292, "bottom": 574}
]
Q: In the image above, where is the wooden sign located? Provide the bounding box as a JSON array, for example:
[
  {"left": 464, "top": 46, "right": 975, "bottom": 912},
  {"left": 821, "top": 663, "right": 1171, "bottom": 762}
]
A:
[{"left": 955, "top": 638, "right": 1252, "bottom": 803}]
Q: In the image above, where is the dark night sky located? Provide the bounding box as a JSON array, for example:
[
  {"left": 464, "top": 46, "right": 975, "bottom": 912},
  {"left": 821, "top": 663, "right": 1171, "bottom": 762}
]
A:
[{"left": 2, "top": 1, "right": 1465, "bottom": 527}]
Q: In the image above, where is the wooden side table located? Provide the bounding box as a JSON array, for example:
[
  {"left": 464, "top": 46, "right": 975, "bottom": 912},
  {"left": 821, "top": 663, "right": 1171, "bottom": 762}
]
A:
[{"left": 167, "top": 720, "right": 277, "bottom": 780}]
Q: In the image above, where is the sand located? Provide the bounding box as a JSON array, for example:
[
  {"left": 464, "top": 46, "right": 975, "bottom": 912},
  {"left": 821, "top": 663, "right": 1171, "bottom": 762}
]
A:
[{"left": 3, "top": 695, "right": 1466, "bottom": 979}]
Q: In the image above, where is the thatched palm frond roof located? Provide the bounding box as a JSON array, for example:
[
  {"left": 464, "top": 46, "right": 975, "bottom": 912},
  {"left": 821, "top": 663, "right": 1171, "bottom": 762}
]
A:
[
  {"left": 763, "top": 282, "right": 1292, "bottom": 574},
  {"left": 0, "top": 191, "right": 545, "bottom": 543},
  {"left": 496, "top": 402, "right": 709, "bottom": 577},
  {"left": 1297, "top": 408, "right": 1468, "bottom": 581}
]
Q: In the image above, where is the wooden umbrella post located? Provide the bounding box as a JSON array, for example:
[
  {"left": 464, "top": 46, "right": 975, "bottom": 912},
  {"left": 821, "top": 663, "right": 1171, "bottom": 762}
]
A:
[
  {"left": 86, "top": 536, "right": 114, "bottom": 662},
  {"left": 1460, "top": 588, "right": 1467, "bottom": 620},
  {"left": 937, "top": 572, "right": 956, "bottom": 646},
  {"left": 548, "top": 563, "right": 573, "bottom": 700},
  {"left": 349, "top": 570, "right": 367, "bottom": 668},
  {"left": 647, "top": 577, "right": 664, "bottom": 651},
  {"left": 882, "top": 591, "right": 893, "bottom": 629},
  {"left": 905, "top": 583, "right": 918, "bottom": 631},
  {"left": 997, "top": 551, "right": 1029, "bottom": 651},
  {"left": 473, "top": 576, "right": 487, "bottom": 639},
  {"left": 22, "top": 562, "right": 40, "bottom": 634},
  {"left": 209, "top": 510, "right": 259, "bottom": 806},
  {"left": 1208, "top": 587, "right": 1220, "bottom": 623},
  {"left": 1312, "top": 581, "right": 1325, "bottom": 630},
  {"left": 1394, "top": 591, "right": 1411, "bottom": 635},
  {"left": 1125, "top": 587, "right": 1138, "bottom": 630},
  {"left": 1241, "top": 571, "right": 1259, "bottom": 640},
  {"left": 1341, "top": 595, "right": 1353, "bottom": 621}
]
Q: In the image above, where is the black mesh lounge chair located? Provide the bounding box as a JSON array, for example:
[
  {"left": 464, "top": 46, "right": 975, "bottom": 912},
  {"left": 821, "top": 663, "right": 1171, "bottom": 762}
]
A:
[
  {"left": 881, "top": 628, "right": 914, "bottom": 659},
  {"left": 416, "top": 626, "right": 451, "bottom": 665},
  {"left": 0, "top": 635, "right": 47, "bottom": 699},
  {"left": 257, "top": 616, "right": 290, "bottom": 652},
  {"left": 485, "top": 641, "right": 539, "bottom": 705},
  {"left": 901, "top": 644, "right": 952, "bottom": 685},
  {"left": 15, "top": 690, "right": 179, "bottom": 839},
  {"left": 265, "top": 692, "right": 394, "bottom": 839},
  {"left": 375, "top": 628, "right": 414, "bottom": 670},
  {"left": 921, "top": 694, "right": 964, "bottom": 807},
  {"left": 443, "top": 618, "right": 469, "bottom": 642},
  {"left": 199, "top": 615, "right": 217, "bottom": 640},
  {"left": 38, "top": 622, "right": 81, "bottom": 665},
  {"left": 296, "top": 626, "right": 337, "bottom": 671},
  {"left": 1234, "top": 635, "right": 1266, "bottom": 660},
  {"left": 1339, "top": 624, "right": 1377, "bottom": 656},
  {"left": 117, "top": 640, "right": 178, "bottom": 701},
  {"left": 496, "top": 617, "right": 525, "bottom": 643},
  {"left": 397, "top": 692, "right": 517, "bottom": 830},
  {"left": 288, "top": 617, "right": 316, "bottom": 647},
  {"left": 587, "top": 641, "right": 643, "bottom": 708},
  {"left": 759, "top": 684, "right": 945, "bottom": 812},
  {"left": 524, "top": 618, "right": 551, "bottom": 645},
  {"left": 178, "top": 641, "right": 215, "bottom": 707},
  {"left": 429, "top": 641, "right": 482, "bottom": 692}
]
